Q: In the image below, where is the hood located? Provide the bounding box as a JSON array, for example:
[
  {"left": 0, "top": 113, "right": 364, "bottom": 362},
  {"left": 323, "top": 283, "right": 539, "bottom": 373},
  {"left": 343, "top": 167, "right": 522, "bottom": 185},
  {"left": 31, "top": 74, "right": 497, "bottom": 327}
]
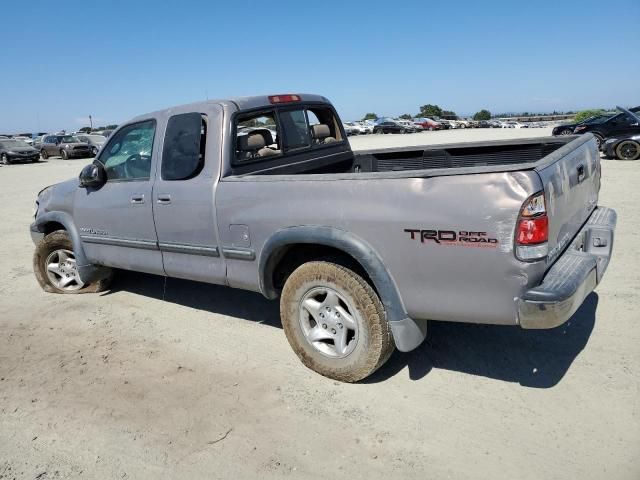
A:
[{"left": 8, "top": 146, "right": 37, "bottom": 153}]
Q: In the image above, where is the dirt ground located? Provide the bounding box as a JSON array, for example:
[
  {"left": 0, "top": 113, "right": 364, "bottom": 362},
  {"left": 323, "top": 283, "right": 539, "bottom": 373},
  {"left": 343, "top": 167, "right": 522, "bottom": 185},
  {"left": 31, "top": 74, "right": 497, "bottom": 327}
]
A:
[{"left": 1, "top": 130, "right": 639, "bottom": 479}]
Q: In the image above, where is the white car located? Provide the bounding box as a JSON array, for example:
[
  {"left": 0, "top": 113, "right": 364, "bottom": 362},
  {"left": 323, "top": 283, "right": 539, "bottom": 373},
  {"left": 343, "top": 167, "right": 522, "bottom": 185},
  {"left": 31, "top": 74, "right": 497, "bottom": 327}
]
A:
[
  {"left": 13, "top": 136, "right": 33, "bottom": 145},
  {"left": 355, "top": 122, "right": 373, "bottom": 134},
  {"left": 343, "top": 123, "right": 358, "bottom": 136}
]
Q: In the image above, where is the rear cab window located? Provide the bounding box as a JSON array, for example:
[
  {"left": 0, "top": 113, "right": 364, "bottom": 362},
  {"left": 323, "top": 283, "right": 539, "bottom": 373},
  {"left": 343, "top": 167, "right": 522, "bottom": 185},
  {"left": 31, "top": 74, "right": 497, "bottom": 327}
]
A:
[{"left": 233, "top": 104, "right": 343, "bottom": 165}]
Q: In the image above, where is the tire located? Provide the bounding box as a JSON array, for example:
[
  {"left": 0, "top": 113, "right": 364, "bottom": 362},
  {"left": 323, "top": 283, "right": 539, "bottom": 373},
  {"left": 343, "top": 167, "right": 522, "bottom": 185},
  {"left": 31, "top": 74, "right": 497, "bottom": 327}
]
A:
[
  {"left": 592, "top": 134, "right": 604, "bottom": 149},
  {"left": 61, "top": 149, "right": 68, "bottom": 160},
  {"left": 92, "top": 147, "right": 98, "bottom": 156},
  {"left": 40, "top": 149, "right": 48, "bottom": 159},
  {"left": 615, "top": 140, "right": 640, "bottom": 161},
  {"left": 280, "top": 261, "right": 395, "bottom": 382},
  {"left": 560, "top": 129, "right": 572, "bottom": 135},
  {"left": 1, "top": 154, "right": 9, "bottom": 165},
  {"left": 33, "top": 230, "right": 113, "bottom": 294}
]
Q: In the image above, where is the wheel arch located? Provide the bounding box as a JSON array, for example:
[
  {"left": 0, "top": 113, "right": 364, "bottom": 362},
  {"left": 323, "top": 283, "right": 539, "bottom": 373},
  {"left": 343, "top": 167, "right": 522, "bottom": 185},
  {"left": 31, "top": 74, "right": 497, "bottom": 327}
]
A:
[
  {"left": 259, "top": 226, "right": 407, "bottom": 322},
  {"left": 259, "top": 226, "right": 427, "bottom": 352},
  {"left": 32, "top": 211, "right": 109, "bottom": 284}
]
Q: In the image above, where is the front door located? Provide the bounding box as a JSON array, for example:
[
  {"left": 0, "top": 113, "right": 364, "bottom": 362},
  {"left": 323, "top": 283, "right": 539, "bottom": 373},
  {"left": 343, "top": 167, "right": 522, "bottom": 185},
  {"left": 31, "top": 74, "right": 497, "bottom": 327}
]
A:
[
  {"left": 152, "top": 111, "right": 226, "bottom": 284},
  {"left": 74, "top": 119, "right": 164, "bottom": 275}
]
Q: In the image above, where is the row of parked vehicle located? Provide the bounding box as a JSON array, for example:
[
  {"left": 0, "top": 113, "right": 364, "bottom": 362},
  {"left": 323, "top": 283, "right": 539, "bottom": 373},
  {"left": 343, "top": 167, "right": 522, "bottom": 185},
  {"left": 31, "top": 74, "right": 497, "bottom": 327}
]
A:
[
  {"left": 0, "top": 131, "right": 111, "bottom": 165},
  {"left": 552, "top": 106, "right": 640, "bottom": 160},
  {"left": 342, "top": 117, "right": 549, "bottom": 135}
]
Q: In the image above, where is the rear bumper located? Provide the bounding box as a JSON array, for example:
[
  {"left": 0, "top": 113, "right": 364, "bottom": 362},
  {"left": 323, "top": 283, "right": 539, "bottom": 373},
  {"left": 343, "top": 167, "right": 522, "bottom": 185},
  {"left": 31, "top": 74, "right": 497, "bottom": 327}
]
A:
[{"left": 518, "top": 206, "right": 617, "bottom": 329}]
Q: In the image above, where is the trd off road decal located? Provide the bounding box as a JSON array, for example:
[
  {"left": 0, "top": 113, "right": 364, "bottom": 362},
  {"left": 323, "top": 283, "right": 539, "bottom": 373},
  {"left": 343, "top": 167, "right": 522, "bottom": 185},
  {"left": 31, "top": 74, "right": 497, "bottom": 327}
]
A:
[{"left": 404, "top": 229, "right": 499, "bottom": 248}]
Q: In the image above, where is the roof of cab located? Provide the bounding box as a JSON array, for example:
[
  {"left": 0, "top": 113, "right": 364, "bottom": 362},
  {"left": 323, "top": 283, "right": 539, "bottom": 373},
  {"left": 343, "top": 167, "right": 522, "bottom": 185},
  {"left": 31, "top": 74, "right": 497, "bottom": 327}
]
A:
[{"left": 130, "top": 94, "right": 332, "bottom": 122}]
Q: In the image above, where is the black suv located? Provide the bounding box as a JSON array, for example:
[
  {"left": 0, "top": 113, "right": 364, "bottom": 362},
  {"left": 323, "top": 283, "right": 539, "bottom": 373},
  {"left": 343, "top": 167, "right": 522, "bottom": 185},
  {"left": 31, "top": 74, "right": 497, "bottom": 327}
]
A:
[{"left": 573, "top": 107, "right": 640, "bottom": 148}]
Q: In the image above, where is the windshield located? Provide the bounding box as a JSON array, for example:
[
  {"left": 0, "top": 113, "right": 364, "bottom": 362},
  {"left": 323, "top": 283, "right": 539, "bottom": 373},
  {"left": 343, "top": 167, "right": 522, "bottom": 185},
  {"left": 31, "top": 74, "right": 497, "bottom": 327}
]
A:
[
  {"left": 61, "top": 136, "right": 80, "bottom": 143},
  {"left": 1, "top": 140, "right": 29, "bottom": 148}
]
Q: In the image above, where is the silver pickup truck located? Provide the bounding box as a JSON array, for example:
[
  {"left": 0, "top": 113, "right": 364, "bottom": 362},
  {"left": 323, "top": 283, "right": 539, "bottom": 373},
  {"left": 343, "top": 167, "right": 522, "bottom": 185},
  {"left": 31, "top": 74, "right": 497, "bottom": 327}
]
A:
[{"left": 30, "top": 94, "right": 617, "bottom": 382}]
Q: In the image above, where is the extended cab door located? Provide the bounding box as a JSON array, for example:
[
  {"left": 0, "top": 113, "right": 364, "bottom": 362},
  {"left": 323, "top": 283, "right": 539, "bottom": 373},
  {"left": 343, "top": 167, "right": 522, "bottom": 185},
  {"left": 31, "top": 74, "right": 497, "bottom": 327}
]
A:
[
  {"left": 152, "top": 109, "right": 227, "bottom": 285},
  {"left": 74, "top": 119, "right": 164, "bottom": 275}
]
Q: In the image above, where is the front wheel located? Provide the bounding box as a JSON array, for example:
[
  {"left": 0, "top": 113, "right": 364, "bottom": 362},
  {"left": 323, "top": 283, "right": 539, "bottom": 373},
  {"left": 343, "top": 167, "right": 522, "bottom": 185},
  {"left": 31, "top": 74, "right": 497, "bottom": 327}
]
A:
[
  {"left": 280, "top": 261, "right": 395, "bottom": 382},
  {"left": 40, "top": 149, "right": 48, "bottom": 159},
  {"left": 61, "top": 149, "right": 68, "bottom": 160},
  {"left": 560, "top": 129, "right": 572, "bottom": 135},
  {"left": 33, "top": 230, "right": 113, "bottom": 294},
  {"left": 616, "top": 140, "right": 640, "bottom": 160},
  {"left": 592, "top": 134, "right": 604, "bottom": 149},
  {"left": 1, "top": 154, "right": 9, "bottom": 165}
]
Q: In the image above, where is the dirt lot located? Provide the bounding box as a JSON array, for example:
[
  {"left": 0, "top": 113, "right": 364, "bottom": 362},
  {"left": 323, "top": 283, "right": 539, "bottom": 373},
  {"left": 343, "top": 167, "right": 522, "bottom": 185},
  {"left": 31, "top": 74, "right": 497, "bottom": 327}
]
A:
[{"left": 1, "top": 130, "right": 639, "bottom": 479}]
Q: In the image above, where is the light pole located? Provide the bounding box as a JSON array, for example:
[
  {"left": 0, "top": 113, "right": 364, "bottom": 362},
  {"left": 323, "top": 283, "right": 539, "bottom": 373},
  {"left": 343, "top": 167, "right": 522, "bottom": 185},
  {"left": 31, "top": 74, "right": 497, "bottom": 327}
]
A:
[{"left": 89, "top": 115, "right": 93, "bottom": 131}]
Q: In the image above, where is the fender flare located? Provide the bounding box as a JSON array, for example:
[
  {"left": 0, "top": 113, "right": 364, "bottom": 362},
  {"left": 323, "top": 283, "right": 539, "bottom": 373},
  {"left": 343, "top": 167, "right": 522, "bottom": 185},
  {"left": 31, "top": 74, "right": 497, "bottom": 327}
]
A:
[
  {"left": 32, "top": 211, "right": 109, "bottom": 283},
  {"left": 258, "top": 226, "right": 427, "bottom": 352}
]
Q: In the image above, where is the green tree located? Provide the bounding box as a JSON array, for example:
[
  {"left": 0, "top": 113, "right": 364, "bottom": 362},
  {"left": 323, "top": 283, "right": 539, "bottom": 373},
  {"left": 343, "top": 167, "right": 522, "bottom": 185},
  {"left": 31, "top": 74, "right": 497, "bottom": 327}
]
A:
[
  {"left": 399, "top": 113, "right": 412, "bottom": 120},
  {"left": 78, "top": 126, "right": 92, "bottom": 133},
  {"left": 419, "top": 104, "right": 443, "bottom": 118},
  {"left": 473, "top": 109, "right": 491, "bottom": 121},
  {"left": 441, "top": 110, "right": 458, "bottom": 120},
  {"left": 361, "top": 113, "right": 378, "bottom": 121},
  {"left": 105, "top": 124, "right": 118, "bottom": 130},
  {"left": 573, "top": 109, "right": 605, "bottom": 123}
]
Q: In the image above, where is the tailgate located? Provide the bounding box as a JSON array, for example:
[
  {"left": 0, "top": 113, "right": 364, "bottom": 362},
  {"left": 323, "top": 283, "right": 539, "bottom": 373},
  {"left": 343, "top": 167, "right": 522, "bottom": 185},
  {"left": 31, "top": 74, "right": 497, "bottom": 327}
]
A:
[{"left": 536, "top": 135, "right": 600, "bottom": 267}]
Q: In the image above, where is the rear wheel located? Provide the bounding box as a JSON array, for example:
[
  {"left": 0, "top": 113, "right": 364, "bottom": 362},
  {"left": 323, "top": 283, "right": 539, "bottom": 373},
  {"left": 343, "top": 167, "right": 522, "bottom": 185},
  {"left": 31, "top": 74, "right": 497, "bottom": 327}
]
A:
[
  {"left": 615, "top": 140, "right": 640, "bottom": 160},
  {"left": 33, "top": 230, "right": 113, "bottom": 294},
  {"left": 1, "top": 154, "right": 9, "bottom": 165},
  {"left": 280, "top": 261, "right": 395, "bottom": 382},
  {"left": 61, "top": 149, "right": 68, "bottom": 160},
  {"left": 560, "top": 129, "right": 572, "bottom": 135}
]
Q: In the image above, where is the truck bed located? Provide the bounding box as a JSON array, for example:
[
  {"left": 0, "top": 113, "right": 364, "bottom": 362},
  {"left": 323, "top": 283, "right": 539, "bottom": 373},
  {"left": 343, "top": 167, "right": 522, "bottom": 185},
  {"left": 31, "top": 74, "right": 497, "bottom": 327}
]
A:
[{"left": 237, "top": 136, "right": 577, "bottom": 177}]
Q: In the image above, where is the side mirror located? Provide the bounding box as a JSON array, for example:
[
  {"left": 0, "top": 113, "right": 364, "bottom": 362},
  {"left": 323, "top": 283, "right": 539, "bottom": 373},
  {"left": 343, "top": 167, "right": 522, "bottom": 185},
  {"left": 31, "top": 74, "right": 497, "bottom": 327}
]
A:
[{"left": 79, "top": 163, "right": 106, "bottom": 188}]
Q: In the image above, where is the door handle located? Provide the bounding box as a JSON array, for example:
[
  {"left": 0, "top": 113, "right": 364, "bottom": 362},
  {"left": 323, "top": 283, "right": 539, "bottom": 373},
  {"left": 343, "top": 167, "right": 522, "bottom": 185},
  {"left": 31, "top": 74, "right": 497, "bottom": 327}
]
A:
[
  {"left": 130, "top": 194, "right": 145, "bottom": 204},
  {"left": 157, "top": 194, "right": 172, "bottom": 205},
  {"left": 577, "top": 164, "right": 585, "bottom": 183}
]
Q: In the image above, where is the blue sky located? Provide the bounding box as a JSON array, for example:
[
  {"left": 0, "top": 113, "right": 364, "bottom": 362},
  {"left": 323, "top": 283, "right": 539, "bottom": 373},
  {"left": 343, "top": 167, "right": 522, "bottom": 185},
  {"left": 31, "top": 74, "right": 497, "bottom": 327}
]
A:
[{"left": 1, "top": 0, "right": 638, "bottom": 132}]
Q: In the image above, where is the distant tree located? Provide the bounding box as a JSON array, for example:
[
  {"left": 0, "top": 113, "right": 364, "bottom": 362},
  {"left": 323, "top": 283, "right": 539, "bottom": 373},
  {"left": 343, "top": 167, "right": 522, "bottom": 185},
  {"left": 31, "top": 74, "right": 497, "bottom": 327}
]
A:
[
  {"left": 419, "top": 104, "right": 443, "bottom": 118},
  {"left": 361, "top": 113, "right": 378, "bottom": 121},
  {"left": 573, "top": 109, "right": 605, "bottom": 123},
  {"left": 399, "top": 113, "right": 412, "bottom": 120},
  {"left": 441, "top": 110, "right": 458, "bottom": 120},
  {"left": 473, "top": 109, "right": 491, "bottom": 121},
  {"left": 78, "top": 127, "right": 92, "bottom": 133},
  {"left": 105, "top": 124, "right": 118, "bottom": 130}
]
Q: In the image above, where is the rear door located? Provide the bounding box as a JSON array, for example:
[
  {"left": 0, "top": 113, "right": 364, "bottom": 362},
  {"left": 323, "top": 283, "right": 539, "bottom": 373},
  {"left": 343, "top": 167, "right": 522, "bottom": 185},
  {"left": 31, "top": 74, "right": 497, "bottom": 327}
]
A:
[
  {"left": 536, "top": 137, "right": 600, "bottom": 266},
  {"left": 152, "top": 110, "right": 227, "bottom": 285}
]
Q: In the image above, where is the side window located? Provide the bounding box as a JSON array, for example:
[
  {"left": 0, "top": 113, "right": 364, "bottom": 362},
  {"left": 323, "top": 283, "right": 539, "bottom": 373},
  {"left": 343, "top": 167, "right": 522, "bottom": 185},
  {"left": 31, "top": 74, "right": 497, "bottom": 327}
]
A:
[
  {"left": 162, "top": 113, "right": 206, "bottom": 181},
  {"left": 99, "top": 120, "right": 156, "bottom": 181},
  {"left": 235, "top": 112, "right": 281, "bottom": 163},
  {"left": 279, "top": 109, "right": 310, "bottom": 150}
]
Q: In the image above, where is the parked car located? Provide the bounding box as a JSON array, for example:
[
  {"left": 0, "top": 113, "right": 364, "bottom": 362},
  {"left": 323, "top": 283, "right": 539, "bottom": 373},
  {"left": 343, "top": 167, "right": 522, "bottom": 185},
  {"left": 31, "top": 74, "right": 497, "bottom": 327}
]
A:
[
  {"left": 373, "top": 118, "right": 406, "bottom": 134},
  {"left": 356, "top": 122, "right": 373, "bottom": 134},
  {"left": 573, "top": 106, "right": 640, "bottom": 148},
  {"left": 13, "top": 135, "right": 34, "bottom": 145},
  {"left": 601, "top": 108, "right": 640, "bottom": 160},
  {"left": 39, "top": 135, "right": 93, "bottom": 159},
  {"left": 76, "top": 134, "right": 107, "bottom": 156},
  {"left": 396, "top": 120, "right": 419, "bottom": 132},
  {"left": 413, "top": 117, "right": 440, "bottom": 131},
  {"left": 342, "top": 123, "right": 358, "bottom": 136},
  {"left": 552, "top": 114, "right": 614, "bottom": 136},
  {"left": 0, "top": 138, "right": 40, "bottom": 164},
  {"left": 29, "top": 93, "right": 616, "bottom": 382}
]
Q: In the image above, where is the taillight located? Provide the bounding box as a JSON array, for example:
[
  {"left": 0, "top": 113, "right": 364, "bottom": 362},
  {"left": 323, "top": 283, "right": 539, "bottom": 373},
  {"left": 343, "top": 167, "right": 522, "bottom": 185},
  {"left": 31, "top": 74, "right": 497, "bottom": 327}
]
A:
[
  {"left": 517, "top": 217, "right": 548, "bottom": 244},
  {"left": 516, "top": 192, "right": 549, "bottom": 261},
  {"left": 268, "top": 94, "right": 301, "bottom": 104}
]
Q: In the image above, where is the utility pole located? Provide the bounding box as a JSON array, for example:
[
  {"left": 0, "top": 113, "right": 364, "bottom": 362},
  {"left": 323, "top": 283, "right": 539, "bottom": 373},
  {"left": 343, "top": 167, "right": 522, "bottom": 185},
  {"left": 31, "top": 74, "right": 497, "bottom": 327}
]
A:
[{"left": 89, "top": 115, "right": 93, "bottom": 130}]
